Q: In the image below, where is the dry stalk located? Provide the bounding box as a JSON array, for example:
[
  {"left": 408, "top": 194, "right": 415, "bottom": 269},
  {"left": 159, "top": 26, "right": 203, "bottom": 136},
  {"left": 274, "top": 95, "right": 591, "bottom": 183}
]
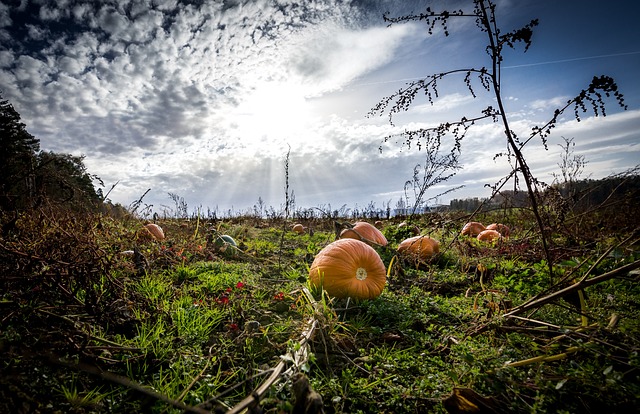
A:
[
  {"left": 225, "top": 287, "right": 320, "bottom": 414},
  {"left": 504, "top": 259, "right": 640, "bottom": 318},
  {"left": 47, "top": 354, "right": 211, "bottom": 414}
]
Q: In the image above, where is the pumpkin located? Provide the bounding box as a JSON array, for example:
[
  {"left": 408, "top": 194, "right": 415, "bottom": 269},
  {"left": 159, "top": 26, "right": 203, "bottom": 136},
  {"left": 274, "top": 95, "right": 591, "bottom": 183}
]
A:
[
  {"left": 398, "top": 221, "right": 420, "bottom": 236},
  {"left": 309, "top": 238, "right": 386, "bottom": 300},
  {"left": 292, "top": 223, "right": 305, "bottom": 234},
  {"left": 339, "top": 221, "right": 388, "bottom": 247},
  {"left": 145, "top": 223, "right": 165, "bottom": 240},
  {"left": 461, "top": 222, "right": 485, "bottom": 237},
  {"left": 486, "top": 223, "right": 510, "bottom": 237},
  {"left": 213, "top": 234, "right": 238, "bottom": 256},
  {"left": 374, "top": 220, "right": 384, "bottom": 229},
  {"left": 397, "top": 235, "right": 440, "bottom": 261},
  {"left": 136, "top": 227, "right": 155, "bottom": 242},
  {"left": 477, "top": 229, "right": 501, "bottom": 242}
]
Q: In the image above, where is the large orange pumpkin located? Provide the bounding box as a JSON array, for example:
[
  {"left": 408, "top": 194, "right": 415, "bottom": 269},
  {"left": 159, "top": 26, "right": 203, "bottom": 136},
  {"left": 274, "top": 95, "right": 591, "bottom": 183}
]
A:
[
  {"left": 461, "top": 222, "right": 485, "bottom": 237},
  {"left": 309, "top": 239, "right": 386, "bottom": 300},
  {"left": 397, "top": 235, "right": 440, "bottom": 261},
  {"left": 339, "top": 221, "right": 388, "bottom": 247}
]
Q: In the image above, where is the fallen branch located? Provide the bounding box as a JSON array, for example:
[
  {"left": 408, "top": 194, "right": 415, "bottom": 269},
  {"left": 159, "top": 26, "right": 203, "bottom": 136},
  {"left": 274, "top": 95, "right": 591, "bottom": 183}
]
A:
[
  {"left": 47, "top": 354, "right": 211, "bottom": 414},
  {"left": 175, "top": 345, "right": 214, "bottom": 403},
  {"left": 504, "top": 346, "right": 580, "bottom": 368},
  {"left": 504, "top": 259, "right": 640, "bottom": 318},
  {"left": 224, "top": 287, "right": 320, "bottom": 414}
]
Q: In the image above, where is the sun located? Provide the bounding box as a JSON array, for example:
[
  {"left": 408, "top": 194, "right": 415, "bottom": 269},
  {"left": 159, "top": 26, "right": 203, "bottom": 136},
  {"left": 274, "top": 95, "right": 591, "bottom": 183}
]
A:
[{"left": 229, "top": 81, "right": 317, "bottom": 154}]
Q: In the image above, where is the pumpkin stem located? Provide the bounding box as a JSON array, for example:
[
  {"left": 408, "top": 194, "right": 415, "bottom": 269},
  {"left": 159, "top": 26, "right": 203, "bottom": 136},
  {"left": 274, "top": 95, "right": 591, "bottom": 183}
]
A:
[{"left": 355, "top": 267, "right": 368, "bottom": 281}]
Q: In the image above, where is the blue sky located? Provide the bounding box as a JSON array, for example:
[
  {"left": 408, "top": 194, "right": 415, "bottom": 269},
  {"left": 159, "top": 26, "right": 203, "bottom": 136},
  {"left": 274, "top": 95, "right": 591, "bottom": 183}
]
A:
[{"left": 1, "top": 0, "right": 639, "bottom": 216}]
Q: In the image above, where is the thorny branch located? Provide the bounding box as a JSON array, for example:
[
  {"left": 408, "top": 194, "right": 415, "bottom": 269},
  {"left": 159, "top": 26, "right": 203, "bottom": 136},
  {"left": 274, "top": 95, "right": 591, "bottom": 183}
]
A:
[{"left": 370, "top": 0, "right": 627, "bottom": 277}]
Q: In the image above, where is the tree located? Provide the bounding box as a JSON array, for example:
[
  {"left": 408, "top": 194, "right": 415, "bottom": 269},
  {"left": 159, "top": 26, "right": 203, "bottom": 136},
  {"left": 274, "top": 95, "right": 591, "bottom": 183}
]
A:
[
  {"left": 34, "top": 151, "right": 103, "bottom": 209},
  {"left": 402, "top": 134, "right": 464, "bottom": 217},
  {"left": 369, "top": 0, "right": 627, "bottom": 271},
  {"left": 0, "top": 94, "right": 102, "bottom": 212},
  {"left": 552, "top": 136, "right": 590, "bottom": 206},
  {"left": 0, "top": 94, "right": 40, "bottom": 210}
]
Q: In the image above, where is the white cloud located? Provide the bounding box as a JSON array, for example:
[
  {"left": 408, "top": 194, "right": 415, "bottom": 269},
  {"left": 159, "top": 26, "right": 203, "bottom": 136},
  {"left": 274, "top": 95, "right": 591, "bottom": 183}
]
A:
[
  {"left": 0, "top": 3, "right": 12, "bottom": 28},
  {"left": 528, "top": 95, "right": 571, "bottom": 111},
  {"left": 410, "top": 93, "right": 475, "bottom": 114},
  {"left": 153, "top": 0, "right": 179, "bottom": 12},
  {"left": 288, "top": 23, "right": 415, "bottom": 96},
  {"left": 39, "top": 5, "right": 62, "bottom": 21},
  {"left": 13, "top": 55, "right": 52, "bottom": 85},
  {"left": 71, "top": 3, "right": 91, "bottom": 21},
  {"left": 1, "top": 0, "right": 638, "bottom": 213},
  {"left": 0, "top": 50, "right": 13, "bottom": 67}
]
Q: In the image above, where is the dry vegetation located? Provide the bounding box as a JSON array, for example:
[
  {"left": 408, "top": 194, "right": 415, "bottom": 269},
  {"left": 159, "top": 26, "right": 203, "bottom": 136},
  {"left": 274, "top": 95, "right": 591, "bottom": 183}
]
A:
[{"left": 1, "top": 192, "right": 639, "bottom": 413}]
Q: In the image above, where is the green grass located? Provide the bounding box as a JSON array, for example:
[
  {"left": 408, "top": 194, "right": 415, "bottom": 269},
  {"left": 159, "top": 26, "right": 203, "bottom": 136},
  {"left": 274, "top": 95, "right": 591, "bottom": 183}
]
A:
[{"left": 1, "top": 209, "right": 639, "bottom": 413}]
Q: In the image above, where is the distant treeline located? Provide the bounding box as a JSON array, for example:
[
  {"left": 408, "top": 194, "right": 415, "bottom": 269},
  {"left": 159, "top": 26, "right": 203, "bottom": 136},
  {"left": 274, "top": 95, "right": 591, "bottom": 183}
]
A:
[{"left": 449, "top": 173, "right": 640, "bottom": 213}]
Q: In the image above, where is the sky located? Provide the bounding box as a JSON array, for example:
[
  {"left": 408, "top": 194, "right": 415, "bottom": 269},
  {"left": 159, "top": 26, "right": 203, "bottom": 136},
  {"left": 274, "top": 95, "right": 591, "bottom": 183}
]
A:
[{"left": 1, "top": 0, "right": 639, "bottom": 216}]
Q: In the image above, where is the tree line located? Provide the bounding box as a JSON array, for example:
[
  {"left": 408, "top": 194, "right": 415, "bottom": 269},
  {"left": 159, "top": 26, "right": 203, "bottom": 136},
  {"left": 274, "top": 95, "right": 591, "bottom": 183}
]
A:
[
  {"left": 450, "top": 173, "right": 640, "bottom": 213},
  {"left": 0, "top": 94, "right": 102, "bottom": 214}
]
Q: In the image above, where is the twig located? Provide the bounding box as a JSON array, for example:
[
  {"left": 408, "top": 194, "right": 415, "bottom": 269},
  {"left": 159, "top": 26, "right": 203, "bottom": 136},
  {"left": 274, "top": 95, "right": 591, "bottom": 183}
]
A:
[
  {"left": 526, "top": 232, "right": 639, "bottom": 306},
  {"left": 504, "top": 259, "right": 640, "bottom": 317},
  {"left": 224, "top": 287, "right": 320, "bottom": 414},
  {"left": 196, "top": 369, "right": 274, "bottom": 410},
  {"left": 0, "top": 241, "right": 70, "bottom": 265},
  {"left": 503, "top": 346, "right": 580, "bottom": 368},
  {"left": 176, "top": 346, "right": 213, "bottom": 402},
  {"left": 505, "top": 314, "right": 561, "bottom": 330},
  {"left": 226, "top": 319, "right": 317, "bottom": 414},
  {"left": 47, "top": 354, "right": 211, "bottom": 414},
  {"left": 37, "top": 309, "right": 141, "bottom": 352}
]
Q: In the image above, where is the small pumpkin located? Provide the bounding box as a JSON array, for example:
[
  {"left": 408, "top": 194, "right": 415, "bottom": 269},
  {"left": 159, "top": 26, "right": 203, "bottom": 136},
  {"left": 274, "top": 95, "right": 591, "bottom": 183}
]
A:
[
  {"left": 213, "top": 234, "right": 238, "bottom": 256},
  {"left": 374, "top": 220, "right": 384, "bottom": 229},
  {"left": 486, "top": 223, "right": 510, "bottom": 238},
  {"left": 397, "top": 235, "right": 440, "bottom": 261},
  {"left": 461, "top": 222, "right": 485, "bottom": 237},
  {"left": 339, "top": 221, "right": 388, "bottom": 247},
  {"left": 309, "top": 238, "right": 386, "bottom": 300},
  {"left": 398, "top": 221, "right": 420, "bottom": 235},
  {"left": 477, "top": 229, "right": 501, "bottom": 242},
  {"left": 136, "top": 227, "right": 155, "bottom": 242},
  {"left": 145, "top": 223, "right": 165, "bottom": 240},
  {"left": 292, "top": 223, "right": 305, "bottom": 234}
]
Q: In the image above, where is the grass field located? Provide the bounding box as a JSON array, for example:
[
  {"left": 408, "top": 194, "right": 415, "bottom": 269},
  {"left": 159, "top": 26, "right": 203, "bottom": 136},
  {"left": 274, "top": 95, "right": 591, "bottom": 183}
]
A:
[{"left": 1, "top": 204, "right": 639, "bottom": 413}]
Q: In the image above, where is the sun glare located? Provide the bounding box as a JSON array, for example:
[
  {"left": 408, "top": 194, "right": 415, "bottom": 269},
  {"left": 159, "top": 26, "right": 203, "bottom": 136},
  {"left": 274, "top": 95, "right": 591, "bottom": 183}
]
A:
[{"left": 229, "top": 81, "right": 317, "bottom": 154}]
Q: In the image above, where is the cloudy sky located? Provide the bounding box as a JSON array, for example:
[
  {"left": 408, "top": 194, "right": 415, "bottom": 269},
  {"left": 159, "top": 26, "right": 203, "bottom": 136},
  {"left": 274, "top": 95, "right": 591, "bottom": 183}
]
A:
[{"left": 2, "top": 0, "right": 639, "bottom": 216}]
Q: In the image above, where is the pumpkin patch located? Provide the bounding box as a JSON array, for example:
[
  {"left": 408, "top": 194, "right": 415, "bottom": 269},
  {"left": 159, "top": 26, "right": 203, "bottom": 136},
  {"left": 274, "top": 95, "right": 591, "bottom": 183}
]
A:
[{"left": 309, "top": 238, "right": 386, "bottom": 300}]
